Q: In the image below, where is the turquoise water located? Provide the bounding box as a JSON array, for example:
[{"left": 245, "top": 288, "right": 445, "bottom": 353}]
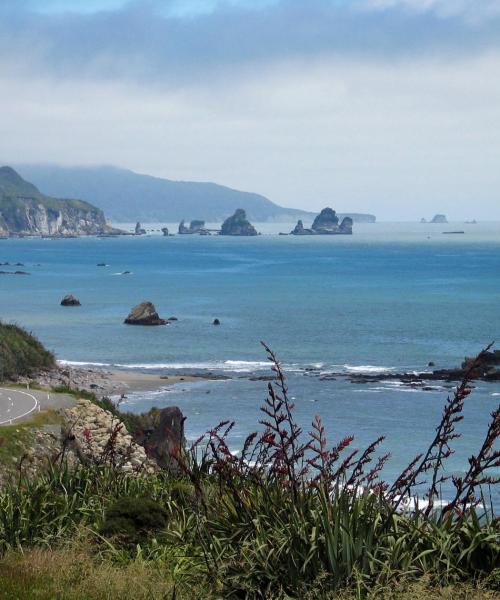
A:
[{"left": 1, "top": 222, "right": 499, "bottom": 502}]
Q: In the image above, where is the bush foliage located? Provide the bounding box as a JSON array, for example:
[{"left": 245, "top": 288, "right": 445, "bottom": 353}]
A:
[
  {"left": 0, "top": 321, "right": 55, "bottom": 380},
  {"left": 0, "top": 343, "right": 498, "bottom": 598}
]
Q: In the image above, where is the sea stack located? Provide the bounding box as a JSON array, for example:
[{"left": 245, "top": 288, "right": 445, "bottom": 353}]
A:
[
  {"left": 60, "top": 294, "right": 81, "bottom": 306},
  {"left": 135, "top": 222, "right": 146, "bottom": 235},
  {"left": 178, "top": 219, "right": 207, "bottom": 234},
  {"left": 290, "top": 220, "right": 313, "bottom": 235},
  {"left": 430, "top": 214, "right": 448, "bottom": 224},
  {"left": 220, "top": 209, "right": 258, "bottom": 236},
  {"left": 124, "top": 302, "right": 167, "bottom": 325},
  {"left": 290, "top": 208, "right": 353, "bottom": 235}
]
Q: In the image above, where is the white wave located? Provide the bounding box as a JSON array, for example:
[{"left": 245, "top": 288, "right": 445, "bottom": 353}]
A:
[
  {"left": 58, "top": 360, "right": 111, "bottom": 367},
  {"left": 224, "top": 360, "right": 270, "bottom": 372},
  {"left": 111, "top": 360, "right": 272, "bottom": 373},
  {"left": 343, "top": 364, "right": 396, "bottom": 374}
]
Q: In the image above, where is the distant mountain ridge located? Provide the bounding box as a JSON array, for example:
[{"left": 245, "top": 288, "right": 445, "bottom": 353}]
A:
[
  {"left": 0, "top": 166, "right": 116, "bottom": 236},
  {"left": 16, "top": 165, "right": 376, "bottom": 224}
]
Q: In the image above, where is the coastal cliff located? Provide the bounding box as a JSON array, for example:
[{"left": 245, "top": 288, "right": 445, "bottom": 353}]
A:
[{"left": 0, "top": 166, "right": 120, "bottom": 237}]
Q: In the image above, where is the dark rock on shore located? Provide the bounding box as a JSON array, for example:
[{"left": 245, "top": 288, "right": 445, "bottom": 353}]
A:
[
  {"left": 462, "top": 350, "right": 500, "bottom": 379},
  {"left": 61, "top": 294, "right": 81, "bottom": 306},
  {"left": 135, "top": 406, "right": 185, "bottom": 473},
  {"left": 220, "top": 209, "right": 258, "bottom": 236},
  {"left": 124, "top": 302, "right": 167, "bottom": 325}
]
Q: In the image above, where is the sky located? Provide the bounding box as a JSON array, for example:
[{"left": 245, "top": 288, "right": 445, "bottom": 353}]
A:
[{"left": 0, "top": 0, "right": 499, "bottom": 220}]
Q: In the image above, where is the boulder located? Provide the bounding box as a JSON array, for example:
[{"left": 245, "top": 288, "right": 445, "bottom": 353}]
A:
[
  {"left": 220, "top": 209, "right": 258, "bottom": 236},
  {"left": 124, "top": 302, "right": 167, "bottom": 326},
  {"left": 137, "top": 407, "right": 185, "bottom": 473},
  {"left": 311, "top": 208, "right": 340, "bottom": 233},
  {"left": 134, "top": 222, "right": 146, "bottom": 235},
  {"left": 61, "top": 294, "right": 81, "bottom": 306}
]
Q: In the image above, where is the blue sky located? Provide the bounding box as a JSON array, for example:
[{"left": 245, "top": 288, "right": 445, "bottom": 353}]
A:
[{"left": 0, "top": 0, "right": 499, "bottom": 219}]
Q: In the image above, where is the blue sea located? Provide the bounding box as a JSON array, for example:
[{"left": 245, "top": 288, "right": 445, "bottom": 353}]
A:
[{"left": 1, "top": 221, "right": 499, "bottom": 504}]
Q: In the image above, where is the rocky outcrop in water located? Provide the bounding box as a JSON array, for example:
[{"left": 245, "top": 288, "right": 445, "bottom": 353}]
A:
[
  {"left": 220, "top": 209, "right": 258, "bottom": 236},
  {"left": 291, "top": 220, "right": 313, "bottom": 235},
  {"left": 431, "top": 214, "right": 448, "bottom": 224},
  {"left": 462, "top": 350, "right": 500, "bottom": 379},
  {"left": 124, "top": 302, "right": 167, "bottom": 325},
  {"left": 178, "top": 219, "right": 207, "bottom": 234},
  {"left": 291, "top": 208, "right": 353, "bottom": 235},
  {"left": 134, "top": 222, "right": 146, "bottom": 235},
  {"left": 311, "top": 208, "right": 339, "bottom": 232},
  {"left": 61, "top": 294, "right": 81, "bottom": 306},
  {"left": 161, "top": 227, "right": 169, "bottom": 236}
]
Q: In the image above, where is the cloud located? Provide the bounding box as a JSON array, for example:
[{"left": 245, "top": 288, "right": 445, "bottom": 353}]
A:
[
  {"left": 0, "top": 0, "right": 499, "bottom": 219},
  {"left": 0, "top": 0, "right": 499, "bottom": 86},
  {"left": 363, "top": 0, "right": 500, "bottom": 22}
]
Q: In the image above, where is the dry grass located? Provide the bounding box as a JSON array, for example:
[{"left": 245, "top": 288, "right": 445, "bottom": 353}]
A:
[
  {"left": 0, "top": 546, "right": 181, "bottom": 600},
  {"left": 0, "top": 546, "right": 497, "bottom": 600}
]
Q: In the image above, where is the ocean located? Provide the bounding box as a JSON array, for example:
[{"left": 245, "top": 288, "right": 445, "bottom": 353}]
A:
[{"left": 1, "top": 221, "right": 499, "bottom": 503}]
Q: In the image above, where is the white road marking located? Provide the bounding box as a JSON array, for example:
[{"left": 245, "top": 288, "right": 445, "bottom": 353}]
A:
[{"left": 0, "top": 387, "right": 39, "bottom": 425}]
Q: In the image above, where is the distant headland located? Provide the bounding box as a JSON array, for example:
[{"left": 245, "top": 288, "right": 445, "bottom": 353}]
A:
[
  {"left": 14, "top": 164, "right": 377, "bottom": 224},
  {"left": 0, "top": 166, "right": 122, "bottom": 238}
]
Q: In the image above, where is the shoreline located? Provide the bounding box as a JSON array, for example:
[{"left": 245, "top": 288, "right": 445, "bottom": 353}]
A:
[{"left": 22, "top": 364, "right": 203, "bottom": 399}]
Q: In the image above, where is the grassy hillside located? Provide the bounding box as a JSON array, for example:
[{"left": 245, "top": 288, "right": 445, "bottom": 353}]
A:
[
  {"left": 0, "top": 322, "right": 55, "bottom": 380},
  {"left": 0, "top": 166, "right": 100, "bottom": 215}
]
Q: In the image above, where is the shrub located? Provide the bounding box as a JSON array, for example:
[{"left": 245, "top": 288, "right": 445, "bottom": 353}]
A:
[
  {"left": 100, "top": 496, "right": 168, "bottom": 546},
  {"left": 0, "top": 321, "right": 55, "bottom": 380}
]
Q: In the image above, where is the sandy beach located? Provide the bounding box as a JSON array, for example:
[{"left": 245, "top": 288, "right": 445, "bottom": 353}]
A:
[{"left": 21, "top": 363, "right": 200, "bottom": 399}]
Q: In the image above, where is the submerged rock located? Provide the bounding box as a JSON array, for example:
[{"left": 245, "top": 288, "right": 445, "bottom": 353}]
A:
[
  {"left": 220, "top": 209, "right": 258, "bottom": 236},
  {"left": 61, "top": 294, "right": 81, "bottom": 306},
  {"left": 124, "top": 302, "right": 167, "bottom": 325}
]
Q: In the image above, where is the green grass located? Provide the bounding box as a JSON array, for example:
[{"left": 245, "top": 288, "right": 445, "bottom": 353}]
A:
[
  {"left": 0, "top": 322, "right": 55, "bottom": 380},
  {"left": 0, "top": 410, "right": 62, "bottom": 469},
  {"left": 0, "top": 465, "right": 498, "bottom": 598}
]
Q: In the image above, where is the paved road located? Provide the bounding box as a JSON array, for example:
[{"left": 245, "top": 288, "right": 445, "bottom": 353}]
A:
[
  {"left": 0, "top": 387, "right": 76, "bottom": 426},
  {"left": 0, "top": 387, "right": 38, "bottom": 425}
]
